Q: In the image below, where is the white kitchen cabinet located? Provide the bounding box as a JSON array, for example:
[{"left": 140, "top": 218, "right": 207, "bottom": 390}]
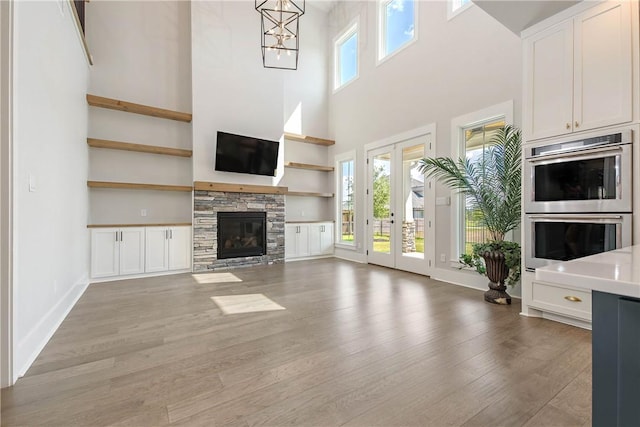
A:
[
  {"left": 529, "top": 279, "right": 592, "bottom": 322},
  {"left": 91, "top": 227, "right": 145, "bottom": 279},
  {"left": 309, "top": 222, "right": 334, "bottom": 256},
  {"left": 286, "top": 222, "right": 334, "bottom": 260},
  {"left": 524, "top": 0, "right": 632, "bottom": 141},
  {"left": 285, "top": 224, "right": 310, "bottom": 259},
  {"left": 145, "top": 226, "right": 192, "bottom": 273}
]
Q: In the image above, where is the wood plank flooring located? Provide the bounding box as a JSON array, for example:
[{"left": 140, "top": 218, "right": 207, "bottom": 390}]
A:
[{"left": 1, "top": 259, "right": 592, "bottom": 426}]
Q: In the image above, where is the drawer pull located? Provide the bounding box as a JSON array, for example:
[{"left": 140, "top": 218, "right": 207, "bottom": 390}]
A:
[{"left": 564, "top": 296, "right": 582, "bottom": 303}]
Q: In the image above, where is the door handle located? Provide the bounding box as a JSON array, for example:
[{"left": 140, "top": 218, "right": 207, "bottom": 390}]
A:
[
  {"left": 115, "top": 231, "right": 118, "bottom": 242},
  {"left": 120, "top": 231, "right": 123, "bottom": 241},
  {"left": 170, "top": 229, "right": 173, "bottom": 239}
]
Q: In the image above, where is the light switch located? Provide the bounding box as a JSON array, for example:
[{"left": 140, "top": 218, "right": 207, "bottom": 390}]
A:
[{"left": 29, "top": 175, "right": 36, "bottom": 192}]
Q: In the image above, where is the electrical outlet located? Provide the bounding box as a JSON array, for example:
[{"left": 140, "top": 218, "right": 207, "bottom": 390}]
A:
[
  {"left": 141, "top": 209, "right": 148, "bottom": 217},
  {"left": 440, "top": 253, "right": 446, "bottom": 263},
  {"left": 300, "top": 210, "right": 305, "bottom": 217}
]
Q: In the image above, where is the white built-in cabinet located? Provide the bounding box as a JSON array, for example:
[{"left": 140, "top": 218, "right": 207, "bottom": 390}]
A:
[
  {"left": 91, "top": 227, "right": 145, "bottom": 278},
  {"left": 521, "top": 0, "right": 638, "bottom": 327},
  {"left": 285, "top": 222, "right": 334, "bottom": 260},
  {"left": 91, "top": 225, "right": 191, "bottom": 280},
  {"left": 309, "top": 223, "right": 334, "bottom": 256},
  {"left": 523, "top": 0, "right": 632, "bottom": 141},
  {"left": 145, "top": 226, "right": 192, "bottom": 273}
]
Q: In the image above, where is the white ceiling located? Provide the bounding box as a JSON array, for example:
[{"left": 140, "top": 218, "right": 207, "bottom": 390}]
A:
[
  {"left": 308, "top": 0, "right": 337, "bottom": 13},
  {"left": 472, "top": 0, "right": 582, "bottom": 35}
]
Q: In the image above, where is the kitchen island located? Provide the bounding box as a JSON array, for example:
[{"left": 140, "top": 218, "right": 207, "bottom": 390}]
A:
[{"left": 536, "top": 246, "right": 640, "bottom": 427}]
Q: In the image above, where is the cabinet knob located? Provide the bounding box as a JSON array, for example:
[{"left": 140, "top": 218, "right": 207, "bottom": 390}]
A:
[
  {"left": 575, "top": 121, "right": 580, "bottom": 128},
  {"left": 566, "top": 123, "right": 571, "bottom": 130},
  {"left": 564, "top": 295, "right": 582, "bottom": 303}
]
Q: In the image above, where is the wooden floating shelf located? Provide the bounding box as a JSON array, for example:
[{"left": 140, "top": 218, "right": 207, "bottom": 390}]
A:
[
  {"left": 87, "top": 181, "right": 193, "bottom": 192},
  {"left": 284, "top": 162, "right": 334, "bottom": 172},
  {"left": 286, "top": 191, "right": 334, "bottom": 198},
  {"left": 87, "top": 223, "right": 192, "bottom": 229},
  {"left": 284, "top": 132, "right": 335, "bottom": 146},
  {"left": 193, "top": 181, "right": 288, "bottom": 195},
  {"left": 87, "top": 138, "right": 192, "bottom": 158},
  {"left": 87, "top": 94, "right": 193, "bottom": 123}
]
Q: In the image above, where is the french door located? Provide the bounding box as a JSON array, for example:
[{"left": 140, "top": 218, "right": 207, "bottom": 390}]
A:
[{"left": 367, "top": 135, "right": 434, "bottom": 275}]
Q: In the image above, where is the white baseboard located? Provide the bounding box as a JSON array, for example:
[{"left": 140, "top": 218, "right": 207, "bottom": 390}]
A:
[
  {"left": 16, "top": 275, "right": 89, "bottom": 379},
  {"left": 333, "top": 249, "right": 366, "bottom": 264},
  {"left": 89, "top": 268, "right": 191, "bottom": 284},
  {"left": 430, "top": 266, "right": 523, "bottom": 299},
  {"left": 285, "top": 255, "right": 333, "bottom": 262}
]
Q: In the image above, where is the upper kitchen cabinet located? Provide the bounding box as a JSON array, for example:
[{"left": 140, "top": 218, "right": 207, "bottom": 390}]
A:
[{"left": 524, "top": 1, "right": 633, "bottom": 141}]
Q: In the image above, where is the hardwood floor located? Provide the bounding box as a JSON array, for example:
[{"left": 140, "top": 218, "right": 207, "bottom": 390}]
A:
[{"left": 1, "top": 259, "right": 592, "bottom": 426}]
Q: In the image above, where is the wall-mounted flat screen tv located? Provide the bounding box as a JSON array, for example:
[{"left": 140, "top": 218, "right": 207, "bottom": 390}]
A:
[{"left": 215, "top": 131, "right": 279, "bottom": 177}]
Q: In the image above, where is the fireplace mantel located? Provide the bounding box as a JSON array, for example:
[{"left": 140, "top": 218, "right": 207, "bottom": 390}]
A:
[{"left": 193, "top": 181, "right": 288, "bottom": 195}]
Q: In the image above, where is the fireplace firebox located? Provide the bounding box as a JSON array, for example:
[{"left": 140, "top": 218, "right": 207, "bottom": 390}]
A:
[{"left": 217, "top": 212, "right": 267, "bottom": 259}]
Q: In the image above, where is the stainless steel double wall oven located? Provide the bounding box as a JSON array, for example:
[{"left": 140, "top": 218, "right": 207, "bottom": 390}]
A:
[{"left": 524, "top": 129, "right": 633, "bottom": 271}]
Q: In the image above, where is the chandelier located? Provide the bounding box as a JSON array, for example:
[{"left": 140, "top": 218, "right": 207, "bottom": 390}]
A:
[{"left": 255, "top": 0, "right": 305, "bottom": 70}]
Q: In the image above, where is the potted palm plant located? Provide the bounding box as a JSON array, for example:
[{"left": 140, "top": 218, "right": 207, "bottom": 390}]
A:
[{"left": 418, "top": 125, "right": 522, "bottom": 305}]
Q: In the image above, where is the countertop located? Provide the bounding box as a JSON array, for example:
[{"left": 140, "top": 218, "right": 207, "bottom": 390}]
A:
[{"left": 535, "top": 246, "right": 640, "bottom": 298}]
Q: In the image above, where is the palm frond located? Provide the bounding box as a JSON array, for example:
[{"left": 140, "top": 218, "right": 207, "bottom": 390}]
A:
[{"left": 418, "top": 125, "right": 522, "bottom": 241}]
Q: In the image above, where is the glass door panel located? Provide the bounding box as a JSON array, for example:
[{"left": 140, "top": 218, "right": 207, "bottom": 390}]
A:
[
  {"left": 368, "top": 147, "right": 395, "bottom": 268},
  {"left": 401, "top": 143, "right": 425, "bottom": 260},
  {"left": 372, "top": 152, "right": 392, "bottom": 254}
]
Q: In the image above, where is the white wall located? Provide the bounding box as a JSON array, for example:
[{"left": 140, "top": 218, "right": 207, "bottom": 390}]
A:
[
  {"left": 12, "top": 0, "right": 90, "bottom": 378},
  {"left": 0, "top": 0, "right": 14, "bottom": 388},
  {"left": 86, "top": 0, "right": 192, "bottom": 225},
  {"left": 191, "top": 1, "right": 331, "bottom": 221},
  {"left": 328, "top": 1, "right": 523, "bottom": 292}
]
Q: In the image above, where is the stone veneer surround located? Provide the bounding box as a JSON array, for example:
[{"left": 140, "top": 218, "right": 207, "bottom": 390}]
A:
[{"left": 193, "top": 190, "right": 285, "bottom": 271}]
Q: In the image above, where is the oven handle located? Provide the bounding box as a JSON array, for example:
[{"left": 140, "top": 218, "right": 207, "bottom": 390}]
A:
[
  {"left": 527, "top": 214, "right": 624, "bottom": 221},
  {"left": 527, "top": 145, "right": 623, "bottom": 163}
]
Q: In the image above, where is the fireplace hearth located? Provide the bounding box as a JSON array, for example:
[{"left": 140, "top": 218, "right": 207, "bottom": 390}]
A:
[{"left": 217, "top": 212, "right": 267, "bottom": 259}]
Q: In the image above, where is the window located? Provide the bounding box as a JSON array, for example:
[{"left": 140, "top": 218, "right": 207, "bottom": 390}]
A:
[
  {"left": 462, "top": 119, "right": 505, "bottom": 255},
  {"left": 448, "top": 0, "right": 472, "bottom": 20},
  {"left": 334, "top": 20, "right": 359, "bottom": 90},
  {"left": 449, "top": 101, "right": 513, "bottom": 263},
  {"left": 336, "top": 152, "right": 356, "bottom": 246},
  {"left": 378, "top": 0, "right": 417, "bottom": 62}
]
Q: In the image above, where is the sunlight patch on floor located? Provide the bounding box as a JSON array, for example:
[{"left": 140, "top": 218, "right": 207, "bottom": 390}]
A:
[
  {"left": 193, "top": 272, "right": 243, "bottom": 284},
  {"left": 211, "top": 294, "right": 286, "bottom": 315}
]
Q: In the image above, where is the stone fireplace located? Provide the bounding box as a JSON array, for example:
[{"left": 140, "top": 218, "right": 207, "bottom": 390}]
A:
[
  {"left": 217, "top": 211, "right": 266, "bottom": 259},
  {"left": 193, "top": 185, "right": 285, "bottom": 271}
]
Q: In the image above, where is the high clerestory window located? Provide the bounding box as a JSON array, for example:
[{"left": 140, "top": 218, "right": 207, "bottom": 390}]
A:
[
  {"left": 377, "top": 0, "right": 417, "bottom": 63},
  {"left": 334, "top": 18, "right": 359, "bottom": 91},
  {"left": 448, "top": 0, "right": 472, "bottom": 20}
]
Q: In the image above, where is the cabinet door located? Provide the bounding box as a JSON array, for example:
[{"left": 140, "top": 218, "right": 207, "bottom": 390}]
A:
[
  {"left": 574, "top": 0, "right": 632, "bottom": 132},
  {"left": 168, "top": 226, "right": 192, "bottom": 270},
  {"left": 285, "top": 224, "right": 300, "bottom": 258},
  {"left": 523, "top": 20, "right": 574, "bottom": 140},
  {"left": 91, "top": 228, "right": 120, "bottom": 279},
  {"left": 320, "top": 223, "right": 334, "bottom": 255},
  {"left": 119, "top": 228, "right": 145, "bottom": 275},
  {"left": 285, "top": 224, "right": 310, "bottom": 258},
  {"left": 145, "top": 227, "right": 169, "bottom": 273},
  {"left": 308, "top": 224, "right": 322, "bottom": 255},
  {"left": 296, "top": 224, "right": 310, "bottom": 257}
]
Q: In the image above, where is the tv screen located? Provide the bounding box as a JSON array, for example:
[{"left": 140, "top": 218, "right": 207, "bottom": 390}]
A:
[{"left": 215, "top": 131, "right": 279, "bottom": 177}]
